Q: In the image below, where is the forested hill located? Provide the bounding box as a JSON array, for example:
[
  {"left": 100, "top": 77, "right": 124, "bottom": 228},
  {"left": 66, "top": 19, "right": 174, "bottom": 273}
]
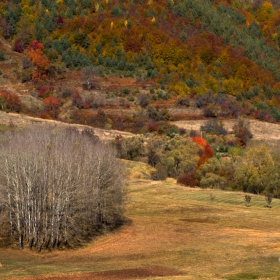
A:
[{"left": 2, "top": 0, "right": 280, "bottom": 123}]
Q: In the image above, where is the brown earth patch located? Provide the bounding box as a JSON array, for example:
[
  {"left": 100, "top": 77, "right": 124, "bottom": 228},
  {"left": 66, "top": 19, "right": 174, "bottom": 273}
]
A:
[
  {"left": 8, "top": 267, "right": 183, "bottom": 280},
  {"left": 179, "top": 218, "right": 216, "bottom": 224}
]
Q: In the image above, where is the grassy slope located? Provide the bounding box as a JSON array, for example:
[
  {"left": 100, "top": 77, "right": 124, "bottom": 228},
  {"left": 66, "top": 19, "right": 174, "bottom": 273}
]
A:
[{"left": 1, "top": 161, "right": 280, "bottom": 279}]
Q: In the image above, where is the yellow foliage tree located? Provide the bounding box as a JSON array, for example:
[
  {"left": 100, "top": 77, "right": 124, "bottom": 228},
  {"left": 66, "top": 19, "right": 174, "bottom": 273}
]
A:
[
  {"left": 222, "top": 78, "right": 243, "bottom": 96},
  {"left": 170, "top": 82, "right": 190, "bottom": 96},
  {"left": 257, "top": 1, "right": 274, "bottom": 22}
]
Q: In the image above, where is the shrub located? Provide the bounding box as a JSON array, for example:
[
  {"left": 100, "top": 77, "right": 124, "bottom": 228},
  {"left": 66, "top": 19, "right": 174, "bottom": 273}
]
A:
[
  {"left": 166, "top": 127, "right": 178, "bottom": 138},
  {"left": 0, "top": 50, "right": 5, "bottom": 61},
  {"left": 265, "top": 194, "right": 272, "bottom": 208},
  {"left": 122, "top": 87, "right": 130, "bottom": 95},
  {"left": 177, "top": 172, "right": 197, "bottom": 187},
  {"left": 245, "top": 195, "right": 251, "bottom": 207},
  {"left": 190, "top": 129, "right": 199, "bottom": 137},
  {"left": 138, "top": 94, "right": 150, "bottom": 108},
  {"left": 21, "top": 70, "right": 32, "bottom": 83},
  {"left": 62, "top": 88, "right": 71, "bottom": 98},
  {"left": 146, "top": 120, "right": 158, "bottom": 132},
  {"left": 201, "top": 119, "right": 228, "bottom": 135},
  {"left": 254, "top": 110, "right": 274, "bottom": 122},
  {"left": 22, "top": 57, "right": 32, "bottom": 69},
  {"left": 0, "top": 90, "right": 21, "bottom": 112},
  {"left": 203, "top": 104, "right": 221, "bottom": 117},
  {"left": 13, "top": 39, "right": 24, "bottom": 53},
  {"left": 151, "top": 164, "right": 168, "bottom": 180},
  {"left": 232, "top": 118, "right": 252, "bottom": 146},
  {"left": 177, "top": 97, "right": 190, "bottom": 107},
  {"left": 147, "top": 106, "right": 169, "bottom": 121},
  {"left": 194, "top": 91, "right": 215, "bottom": 108}
]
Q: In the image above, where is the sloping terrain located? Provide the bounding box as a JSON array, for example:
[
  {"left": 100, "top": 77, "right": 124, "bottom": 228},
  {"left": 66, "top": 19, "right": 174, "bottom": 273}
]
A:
[{"left": 1, "top": 173, "right": 280, "bottom": 280}]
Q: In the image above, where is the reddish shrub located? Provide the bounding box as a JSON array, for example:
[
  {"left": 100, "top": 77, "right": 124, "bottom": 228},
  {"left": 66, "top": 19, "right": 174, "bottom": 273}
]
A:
[
  {"left": 38, "top": 87, "right": 47, "bottom": 98},
  {"left": 196, "top": 154, "right": 209, "bottom": 169},
  {"left": 13, "top": 39, "right": 24, "bottom": 53},
  {"left": 0, "top": 90, "right": 21, "bottom": 112},
  {"left": 177, "top": 172, "right": 197, "bottom": 187},
  {"left": 83, "top": 101, "right": 90, "bottom": 109},
  {"left": 56, "top": 15, "right": 64, "bottom": 26},
  {"left": 44, "top": 96, "right": 61, "bottom": 118},
  {"left": 146, "top": 120, "right": 158, "bottom": 132},
  {"left": 39, "top": 111, "right": 51, "bottom": 119},
  {"left": 72, "top": 88, "right": 83, "bottom": 108},
  {"left": 204, "top": 144, "right": 214, "bottom": 158}
]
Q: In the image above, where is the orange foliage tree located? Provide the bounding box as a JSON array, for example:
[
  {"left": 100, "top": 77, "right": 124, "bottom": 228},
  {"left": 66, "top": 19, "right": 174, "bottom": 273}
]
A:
[
  {"left": 43, "top": 96, "right": 61, "bottom": 119},
  {"left": 192, "top": 136, "right": 214, "bottom": 168},
  {"left": 25, "top": 40, "right": 50, "bottom": 80},
  {"left": 192, "top": 135, "right": 207, "bottom": 147}
]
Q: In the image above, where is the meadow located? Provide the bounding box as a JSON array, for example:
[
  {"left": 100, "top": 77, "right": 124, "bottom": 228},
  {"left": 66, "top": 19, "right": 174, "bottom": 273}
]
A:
[{"left": 0, "top": 161, "right": 280, "bottom": 279}]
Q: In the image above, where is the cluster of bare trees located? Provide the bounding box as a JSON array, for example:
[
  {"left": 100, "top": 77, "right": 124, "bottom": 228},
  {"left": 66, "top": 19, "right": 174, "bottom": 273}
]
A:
[{"left": 0, "top": 126, "right": 125, "bottom": 251}]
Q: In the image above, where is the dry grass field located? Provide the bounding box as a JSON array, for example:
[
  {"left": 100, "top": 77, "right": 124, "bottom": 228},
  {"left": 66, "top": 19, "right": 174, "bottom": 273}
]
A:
[
  {"left": 172, "top": 119, "right": 280, "bottom": 142},
  {"left": 1, "top": 160, "right": 280, "bottom": 280}
]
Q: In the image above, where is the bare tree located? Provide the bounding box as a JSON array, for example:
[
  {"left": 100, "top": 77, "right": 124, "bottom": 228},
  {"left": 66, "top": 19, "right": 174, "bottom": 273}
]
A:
[
  {"left": 82, "top": 66, "right": 99, "bottom": 90},
  {"left": 0, "top": 126, "right": 125, "bottom": 250}
]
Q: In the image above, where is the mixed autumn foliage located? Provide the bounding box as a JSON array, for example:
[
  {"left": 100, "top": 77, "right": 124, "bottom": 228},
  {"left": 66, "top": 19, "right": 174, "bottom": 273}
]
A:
[{"left": 1, "top": 1, "right": 280, "bottom": 124}]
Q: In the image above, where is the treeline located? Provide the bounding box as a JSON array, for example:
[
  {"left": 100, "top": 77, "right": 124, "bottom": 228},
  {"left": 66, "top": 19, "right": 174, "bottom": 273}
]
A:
[
  {"left": 0, "top": 126, "right": 125, "bottom": 251},
  {"left": 114, "top": 118, "right": 280, "bottom": 199}
]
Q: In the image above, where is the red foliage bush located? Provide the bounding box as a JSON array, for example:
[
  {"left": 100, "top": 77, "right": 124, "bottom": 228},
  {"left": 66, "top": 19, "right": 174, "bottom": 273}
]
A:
[
  {"left": 72, "top": 89, "right": 83, "bottom": 108},
  {"left": 146, "top": 120, "right": 158, "bottom": 132},
  {"left": 39, "top": 111, "right": 51, "bottom": 119},
  {"left": 27, "top": 40, "right": 43, "bottom": 51},
  {"left": 177, "top": 172, "right": 198, "bottom": 187},
  {"left": 204, "top": 144, "right": 214, "bottom": 158},
  {"left": 83, "top": 101, "right": 90, "bottom": 109},
  {"left": 44, "top": 96, "right": 61, "bottom": 118},
  {"left": 56, "top": 15, "right": 64, "bottom": 26},
  {"left": 0, "top": 90, "right": 21, "bottom": 112},
  {"left": 13, "top": 39, "right": 24, "bottom": 53},
  {"left": 254, "top": 110, "right": 275, "bottom": 122}
]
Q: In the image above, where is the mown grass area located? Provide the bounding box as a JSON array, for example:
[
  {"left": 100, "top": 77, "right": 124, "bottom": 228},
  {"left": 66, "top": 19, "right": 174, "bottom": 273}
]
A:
[{"left": 1, "top": 161, "right": 280, "bottom": 279}]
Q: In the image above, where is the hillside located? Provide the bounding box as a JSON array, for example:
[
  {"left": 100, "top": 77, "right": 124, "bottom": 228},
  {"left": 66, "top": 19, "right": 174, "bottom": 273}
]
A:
[{"left": 1, "top": 0, "right": 280, "bottom": 132}]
